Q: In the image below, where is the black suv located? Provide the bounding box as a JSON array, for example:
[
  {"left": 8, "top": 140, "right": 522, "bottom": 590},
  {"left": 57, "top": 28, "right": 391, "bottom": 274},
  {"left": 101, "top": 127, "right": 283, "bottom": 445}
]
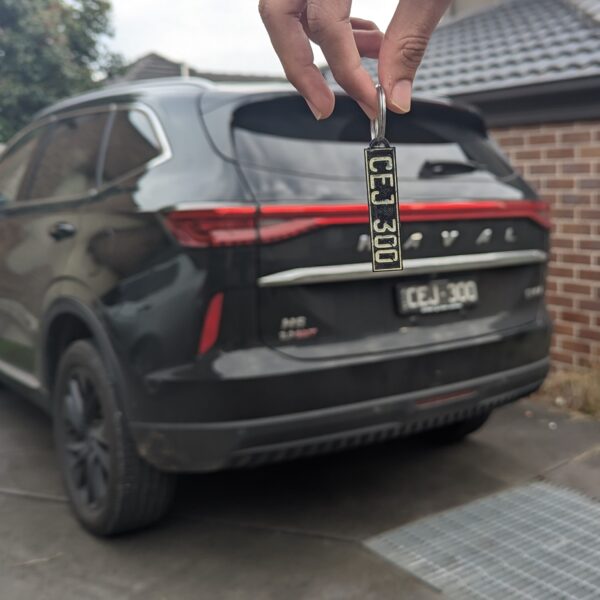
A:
[{"left": 0, "top": 78, "right": 551, "bottom": 535}]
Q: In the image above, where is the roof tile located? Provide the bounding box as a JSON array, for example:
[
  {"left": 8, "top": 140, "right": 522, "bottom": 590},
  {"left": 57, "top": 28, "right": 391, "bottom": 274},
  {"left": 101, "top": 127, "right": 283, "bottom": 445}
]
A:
[{"left": 325, "top": 0, "right": 600, "bottom": 97}]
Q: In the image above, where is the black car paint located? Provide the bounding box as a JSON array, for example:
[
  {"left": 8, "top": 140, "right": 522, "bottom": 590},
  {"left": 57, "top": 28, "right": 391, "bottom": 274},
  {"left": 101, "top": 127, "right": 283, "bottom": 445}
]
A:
[{"left": 0, "top": 79, "right": 551, "bottom": 471}]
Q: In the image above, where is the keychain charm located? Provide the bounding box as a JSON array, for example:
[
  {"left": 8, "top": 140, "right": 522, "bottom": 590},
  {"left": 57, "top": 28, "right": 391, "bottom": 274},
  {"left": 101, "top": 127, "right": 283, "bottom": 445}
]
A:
[{"left": 364, "top": 85, "right": 403, "bottom": 272}]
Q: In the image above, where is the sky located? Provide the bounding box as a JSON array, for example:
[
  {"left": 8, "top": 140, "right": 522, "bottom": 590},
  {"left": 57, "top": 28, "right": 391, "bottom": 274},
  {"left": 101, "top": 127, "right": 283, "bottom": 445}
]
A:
[{"left": 108, "top": 1, "right": 397, "bottom": 76}]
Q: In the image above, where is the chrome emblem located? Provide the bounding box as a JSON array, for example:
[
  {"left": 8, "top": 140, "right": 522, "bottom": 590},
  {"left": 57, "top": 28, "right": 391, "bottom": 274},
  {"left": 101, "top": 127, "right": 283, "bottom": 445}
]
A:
[
  {"left": 357, "top": 226, "right": 518, "bottom": 252},
  {"left": 357, "top": 234, "right": 371, "bottom": 252},
  {"left": 403, "top": 232, "right": 423, "bottom": 250},
  {"left": 476, "top": 228, "right": 493, "bottom": 245},
  {"left": 441, "top": 230, "right": 460, "bottom": 247},
  {"left": 505, "top": 227, "right": 517, "bottom": 243}
]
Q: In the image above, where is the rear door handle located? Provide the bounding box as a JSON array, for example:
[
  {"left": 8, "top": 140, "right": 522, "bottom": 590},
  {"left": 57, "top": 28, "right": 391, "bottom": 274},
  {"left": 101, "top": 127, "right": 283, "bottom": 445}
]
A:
[{"left": 49, "top": 221, "right": 77, "bottom": 241}]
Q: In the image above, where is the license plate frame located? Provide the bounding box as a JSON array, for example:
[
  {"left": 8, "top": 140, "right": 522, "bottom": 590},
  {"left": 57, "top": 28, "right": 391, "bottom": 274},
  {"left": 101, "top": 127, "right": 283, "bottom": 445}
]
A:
[{"left": 396, "top": 278, "right": 479, "bottom": 315}]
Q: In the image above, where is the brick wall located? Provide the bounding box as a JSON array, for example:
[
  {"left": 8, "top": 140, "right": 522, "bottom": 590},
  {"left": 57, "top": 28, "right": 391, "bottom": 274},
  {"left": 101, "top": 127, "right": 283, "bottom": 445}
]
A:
[{"left": 491, "top": 121, "right": 600, "bottom": 368}]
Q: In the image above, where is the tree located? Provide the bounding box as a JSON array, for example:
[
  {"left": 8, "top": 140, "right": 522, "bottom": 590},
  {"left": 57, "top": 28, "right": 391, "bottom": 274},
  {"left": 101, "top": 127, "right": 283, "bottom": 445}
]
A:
[{"left": 0, "top": 0, "right": 122, "bottom": 141}]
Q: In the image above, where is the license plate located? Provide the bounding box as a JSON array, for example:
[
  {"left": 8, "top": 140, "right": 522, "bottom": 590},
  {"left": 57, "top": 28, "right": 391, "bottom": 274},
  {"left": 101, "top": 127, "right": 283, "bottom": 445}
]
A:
[{"left": 397, "top": 279, "right": 479, "bottom": 315}]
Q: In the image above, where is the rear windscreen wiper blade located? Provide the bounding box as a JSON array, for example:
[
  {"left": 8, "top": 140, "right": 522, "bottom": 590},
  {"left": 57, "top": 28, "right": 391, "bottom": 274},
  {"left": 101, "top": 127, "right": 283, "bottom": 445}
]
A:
[{"left": 418, "top": 160, "right": 484, "bottom": 179}]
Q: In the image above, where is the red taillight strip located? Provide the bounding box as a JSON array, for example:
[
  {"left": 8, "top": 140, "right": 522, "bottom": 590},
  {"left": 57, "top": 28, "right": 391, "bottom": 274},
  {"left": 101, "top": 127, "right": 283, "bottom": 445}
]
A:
[
  {"left": 259, "top": 215, "right": 367, "bottom": 243},
  {"left": 260, "top": 200, "right": 550, "bottom": 229},
  {"left": 400, "top": 200, "right": 550, "bottom": 228},
  {"left": 198, "top": 292, "right": 224, "bottom": 354},
  {"left": 165, "top": 206, "right": 256, "bottom": 247},
  {"left": 165, "top": 200, "right": 550, "bottom": 248}
]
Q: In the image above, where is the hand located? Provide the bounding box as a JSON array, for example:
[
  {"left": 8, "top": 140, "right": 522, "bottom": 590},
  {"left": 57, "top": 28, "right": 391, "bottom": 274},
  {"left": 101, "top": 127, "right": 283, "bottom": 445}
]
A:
[{"left": 259, "top": 0, "right": 452, "bottom": 119}]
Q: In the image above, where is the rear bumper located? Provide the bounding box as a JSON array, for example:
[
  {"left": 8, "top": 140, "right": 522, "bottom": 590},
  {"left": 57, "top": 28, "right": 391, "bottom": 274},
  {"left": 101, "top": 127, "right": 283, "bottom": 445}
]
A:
[
  {"left": 130, "top": 319, "right": 551, "bottom": 472},
  {"left": 133, "top": 358, "right": 548, "bottom": 472}
]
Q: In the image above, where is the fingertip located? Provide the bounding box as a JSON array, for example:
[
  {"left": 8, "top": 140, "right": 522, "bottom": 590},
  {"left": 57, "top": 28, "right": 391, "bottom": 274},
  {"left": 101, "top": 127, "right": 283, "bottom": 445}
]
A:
[
  {"left": 321, "top": 104, "right": 335, "bottom": 120},
  {"left": 305, "top": 92, "right": 335, "bottom": 120},
  {"left": 358, "top": 100, "right": 377, "bottom": 120},
  {"left": 388, "top": 79, "right": 412, "bottom": 114},
  {"left": 362, "top": 82, "right": 379, "bottom": 119},
  {"left": 306, "top": 100, "right": 323, "bottom": 120}
]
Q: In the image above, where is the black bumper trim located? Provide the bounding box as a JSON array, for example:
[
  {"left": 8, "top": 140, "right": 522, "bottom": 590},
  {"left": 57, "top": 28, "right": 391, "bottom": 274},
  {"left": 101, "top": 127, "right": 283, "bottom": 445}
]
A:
[
  {"left": 228, "top": 379, "right": 542, "bottom": 468},
  {"left": 132, "top": 358, "right": 549, "bottom": 472}
]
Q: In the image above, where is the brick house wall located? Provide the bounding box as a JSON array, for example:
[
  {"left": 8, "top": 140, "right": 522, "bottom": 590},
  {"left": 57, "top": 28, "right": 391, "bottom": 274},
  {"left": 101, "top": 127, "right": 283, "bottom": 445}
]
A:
[{"left": 491, "top": 121, "right": 600, "bottom": 368}]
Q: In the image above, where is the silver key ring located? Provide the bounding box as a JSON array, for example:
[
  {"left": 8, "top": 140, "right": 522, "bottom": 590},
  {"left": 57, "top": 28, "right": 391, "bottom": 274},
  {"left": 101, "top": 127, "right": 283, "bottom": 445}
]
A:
[{"left": 370, "top": 84, "right": 387, "bottom": 143}]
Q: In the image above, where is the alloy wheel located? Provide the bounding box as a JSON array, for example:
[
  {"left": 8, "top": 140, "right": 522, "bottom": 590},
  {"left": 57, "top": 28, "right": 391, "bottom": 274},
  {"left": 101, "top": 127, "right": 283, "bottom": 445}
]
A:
[{"left": 62, "top": 369, "right": 110, "bottom": 510}]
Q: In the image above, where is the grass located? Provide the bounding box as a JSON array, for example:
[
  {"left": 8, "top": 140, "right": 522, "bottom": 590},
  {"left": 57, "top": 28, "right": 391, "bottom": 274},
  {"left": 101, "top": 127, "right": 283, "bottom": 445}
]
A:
[{"left": 532, "top": 365, "right": 600, "bottom": 418}]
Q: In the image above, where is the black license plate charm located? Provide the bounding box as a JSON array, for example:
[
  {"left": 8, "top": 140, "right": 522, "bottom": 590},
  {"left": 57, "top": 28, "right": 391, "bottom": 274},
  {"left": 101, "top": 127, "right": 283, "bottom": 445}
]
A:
[{"left": 365, "top": 85, "right": 402, "bottom": 272}]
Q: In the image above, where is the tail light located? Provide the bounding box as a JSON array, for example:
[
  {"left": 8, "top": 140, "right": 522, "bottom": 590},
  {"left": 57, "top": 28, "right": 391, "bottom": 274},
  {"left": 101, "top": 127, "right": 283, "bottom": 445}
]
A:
[
  {"left": 165, "top": 199, "right": 550, "bottom": 248},
  {"left": 164, "top": 206, "right": 257, "bottom": 247},
  {"left": 258, "top": 205, "right": 367, "bottom": 243},
  {"left": 400, "top": 200, "right": 551, "bottom": 229}
]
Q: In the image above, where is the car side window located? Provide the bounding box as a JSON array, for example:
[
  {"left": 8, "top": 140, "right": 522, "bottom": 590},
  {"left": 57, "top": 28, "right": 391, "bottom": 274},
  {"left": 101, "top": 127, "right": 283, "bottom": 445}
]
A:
[
  {"left": 27, "top": 112, "right": 109, "bottom": 201},
  {"left": 0, "top": 129, "right": 44, "bottom": 206},
  {"left": 102, "top": 109, "right": 162, "bottom": 184}
]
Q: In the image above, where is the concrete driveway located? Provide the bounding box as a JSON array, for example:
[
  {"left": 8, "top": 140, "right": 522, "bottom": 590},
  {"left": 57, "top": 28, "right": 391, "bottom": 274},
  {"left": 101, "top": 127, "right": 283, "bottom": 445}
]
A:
[{"left": 1, "top": 387, "right": 599, "bottom": 600}]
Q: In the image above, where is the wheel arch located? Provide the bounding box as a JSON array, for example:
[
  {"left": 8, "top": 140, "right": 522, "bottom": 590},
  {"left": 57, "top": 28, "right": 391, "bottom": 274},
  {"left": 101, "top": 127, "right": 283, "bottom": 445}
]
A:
[{"left": 41, "top": 298, "right": 121, "bottom": 404}]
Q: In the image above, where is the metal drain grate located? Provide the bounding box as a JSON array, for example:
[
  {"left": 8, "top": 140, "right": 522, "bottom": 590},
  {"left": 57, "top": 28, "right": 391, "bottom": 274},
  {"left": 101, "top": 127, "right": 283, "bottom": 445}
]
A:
[{"left": 367, "top": 482, "right": 600, "bottom": 600}]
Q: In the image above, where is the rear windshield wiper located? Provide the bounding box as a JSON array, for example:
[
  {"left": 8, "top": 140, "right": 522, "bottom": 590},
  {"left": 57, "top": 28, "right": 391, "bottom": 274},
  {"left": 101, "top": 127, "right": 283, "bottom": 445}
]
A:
[{"left": 418, "top": 160, "right": 485, "bottom": 179}]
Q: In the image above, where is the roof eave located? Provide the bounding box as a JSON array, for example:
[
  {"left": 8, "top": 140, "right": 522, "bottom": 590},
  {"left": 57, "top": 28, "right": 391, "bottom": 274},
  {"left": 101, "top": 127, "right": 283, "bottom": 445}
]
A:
[{"left": 450, "top": 75, "right": 600, "bottom": 127}]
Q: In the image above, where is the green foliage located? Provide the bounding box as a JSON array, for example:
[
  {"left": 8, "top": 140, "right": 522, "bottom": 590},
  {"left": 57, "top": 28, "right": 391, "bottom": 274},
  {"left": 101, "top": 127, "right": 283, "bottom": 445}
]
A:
[{"left": 0, "top": 0, "right": 121, "bottom": 141}]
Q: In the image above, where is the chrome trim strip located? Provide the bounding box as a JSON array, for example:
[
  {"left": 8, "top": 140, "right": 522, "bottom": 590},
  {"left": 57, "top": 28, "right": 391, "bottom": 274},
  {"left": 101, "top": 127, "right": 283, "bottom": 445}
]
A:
[
  {"left": 0, "top": 358, "right": 40, "bottom": 390},
  {"left": 258, "top": 250, "right": 548, "bottom": 287}
]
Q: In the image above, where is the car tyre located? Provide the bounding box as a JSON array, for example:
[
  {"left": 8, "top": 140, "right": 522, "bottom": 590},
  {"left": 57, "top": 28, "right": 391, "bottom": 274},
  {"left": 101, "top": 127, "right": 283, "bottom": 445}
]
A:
[
  {"left": 423, "top": 410, "right": 491, "bottom": 445},
  {"left": 53, "top": 339, "right": 175, "bottom": 536}
]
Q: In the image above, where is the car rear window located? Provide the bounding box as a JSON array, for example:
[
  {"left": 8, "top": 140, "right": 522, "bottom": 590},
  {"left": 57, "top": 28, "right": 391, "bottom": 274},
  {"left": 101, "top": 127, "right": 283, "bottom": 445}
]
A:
[
  {"left": 230, "top": 95, "right": 534, "bottom": 202},
  {"left": 27, "top": 112, "right": 108, "bottom": 200}
]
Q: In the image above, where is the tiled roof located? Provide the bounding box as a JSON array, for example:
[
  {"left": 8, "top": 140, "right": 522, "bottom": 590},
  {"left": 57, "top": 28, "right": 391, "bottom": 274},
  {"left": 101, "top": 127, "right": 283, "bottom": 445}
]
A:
[
  {"left": 115, "top": 53, "right": 285, "bottom": 84},
  {"left": 121, "top": 53, "right": 182, "bottom": 80},
  {"left": 327, "top": 0, "right": 600, "bottom": 98}
]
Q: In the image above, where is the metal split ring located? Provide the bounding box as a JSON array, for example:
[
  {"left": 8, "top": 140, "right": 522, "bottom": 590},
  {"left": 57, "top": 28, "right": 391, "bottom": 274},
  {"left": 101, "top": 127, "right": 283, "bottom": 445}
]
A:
[{"left": 370, "top": 84, "right": 387, "bottom": 143}]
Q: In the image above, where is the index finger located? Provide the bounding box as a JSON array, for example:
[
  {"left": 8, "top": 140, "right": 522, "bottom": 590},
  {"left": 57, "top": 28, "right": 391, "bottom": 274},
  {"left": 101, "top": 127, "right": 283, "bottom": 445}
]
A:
[
  {"left": 304, "top": 0, "right": 377, "bottom": 117},
  {"left": 259, "top": 0, "right": 335, "bottom": 119}
]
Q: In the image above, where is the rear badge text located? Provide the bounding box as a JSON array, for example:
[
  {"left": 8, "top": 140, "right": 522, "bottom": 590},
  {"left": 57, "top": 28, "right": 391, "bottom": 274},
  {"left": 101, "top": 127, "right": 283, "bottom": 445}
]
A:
[{"left": 279, "top": 316, "right": 318, "bottom": 342}]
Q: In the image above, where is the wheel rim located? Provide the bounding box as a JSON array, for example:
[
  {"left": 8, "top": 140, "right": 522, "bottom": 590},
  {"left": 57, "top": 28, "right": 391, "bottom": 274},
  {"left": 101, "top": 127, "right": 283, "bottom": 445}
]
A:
[{"left": 62, "top": 369, "right": 109, "bottom": 511}]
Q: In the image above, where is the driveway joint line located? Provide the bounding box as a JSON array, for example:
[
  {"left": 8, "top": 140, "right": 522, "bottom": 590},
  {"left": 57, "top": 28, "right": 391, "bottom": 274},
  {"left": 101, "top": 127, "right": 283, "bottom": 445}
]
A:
[
  {"left": 180, "top": 514, "right": 358, "bottom": 544},
  {"left": 538, "top": 443, "right": 600, "bottom": 478},
  {"left": 0, "top": 486, "right": 67, "bottom": 503}
]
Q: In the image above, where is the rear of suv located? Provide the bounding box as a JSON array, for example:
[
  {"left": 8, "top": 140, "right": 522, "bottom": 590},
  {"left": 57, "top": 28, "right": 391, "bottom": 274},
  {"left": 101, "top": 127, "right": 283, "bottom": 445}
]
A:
[{"left": 0, "top": 78, "right": 551, "bottom": 535}]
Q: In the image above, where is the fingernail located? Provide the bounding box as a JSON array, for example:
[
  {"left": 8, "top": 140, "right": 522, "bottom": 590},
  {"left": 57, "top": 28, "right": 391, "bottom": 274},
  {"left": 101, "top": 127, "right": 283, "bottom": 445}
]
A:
[
  {"left": 306, "top": 100, "right": 323, "bottom": 120},
  {"left": 358, "top": 101, "right": 377, "bottom": 120},
  {"left": 390, "top": 80, "right": 412, "bottom": 113}
]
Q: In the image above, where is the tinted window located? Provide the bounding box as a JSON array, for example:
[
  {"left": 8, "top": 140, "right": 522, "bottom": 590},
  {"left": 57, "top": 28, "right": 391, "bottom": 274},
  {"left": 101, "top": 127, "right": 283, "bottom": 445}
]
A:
[
  {"left": 28, "top": 112, "right": 108, "bottom": 200},
  {"left": 103, "top": 110, "right": 162, "bottom": 183},
  {"left": 0, "top": 129, "right": 43, "bottom": 205},
  {"left": 229, "top": 96, "right": 534, "bottom": 201},
  {"left": 233, "top": 130, "right": 528, "bottom": 202}
]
